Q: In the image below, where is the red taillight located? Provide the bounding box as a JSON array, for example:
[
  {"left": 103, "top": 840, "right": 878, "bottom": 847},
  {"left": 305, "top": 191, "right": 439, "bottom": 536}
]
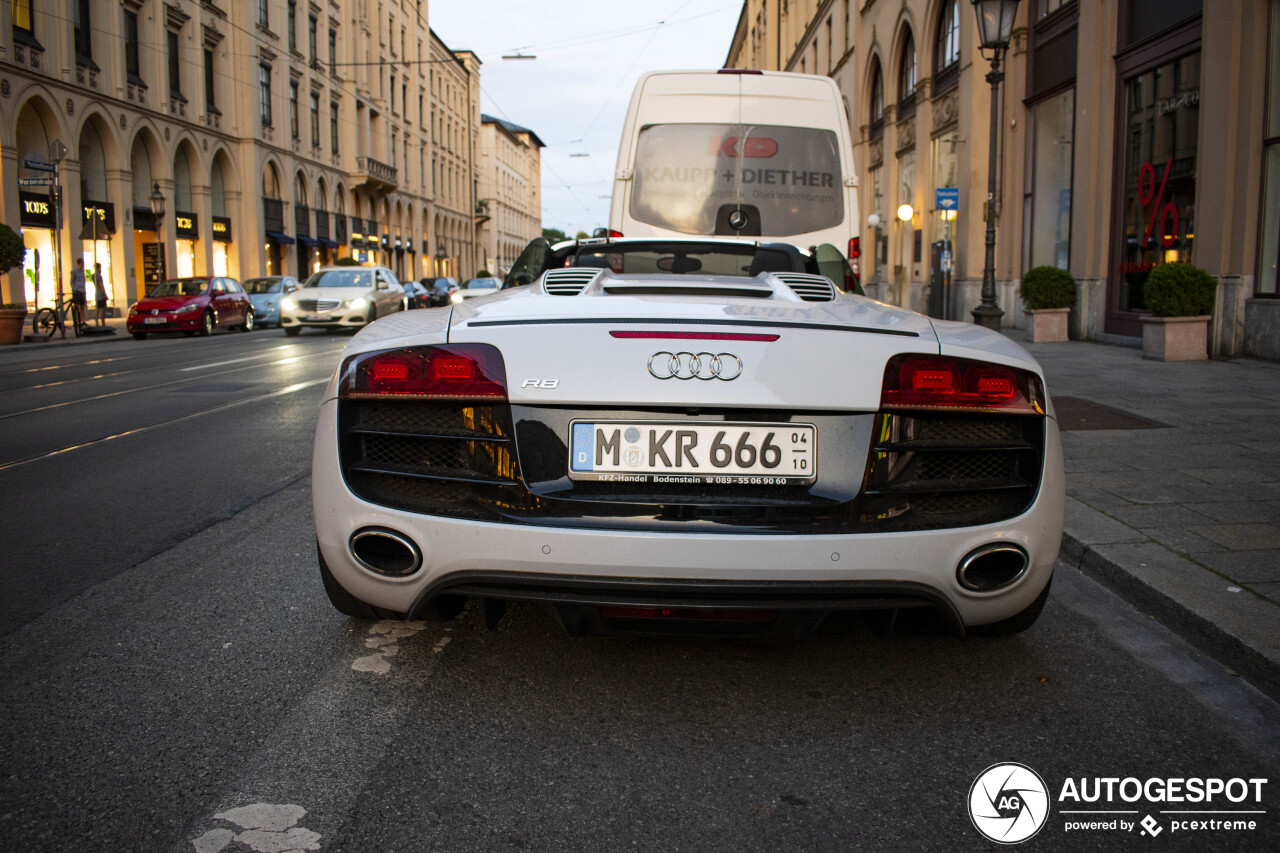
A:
[
  {"left": 607, "top": 229, "right": 624, "bottom": 238},
  {"left": 340, "top": 344, "right": 507, "bottom": 400},
  {"left": 881, "top": 354, "right": 1043, "bottom": 413},
  {"left": 848, "top": 237, "right": 861, "bottom": 260}
]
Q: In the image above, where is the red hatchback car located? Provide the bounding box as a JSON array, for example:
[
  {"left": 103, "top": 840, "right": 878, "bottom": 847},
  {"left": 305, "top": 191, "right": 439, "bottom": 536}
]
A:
[{"left": 127, "top": 276, "right": 255, "bottom": 340}]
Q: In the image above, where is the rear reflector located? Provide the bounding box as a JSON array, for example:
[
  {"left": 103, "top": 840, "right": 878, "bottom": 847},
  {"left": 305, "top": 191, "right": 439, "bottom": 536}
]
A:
[
  {"left": 881, "top": 354, "right": 1044, "bottom": 414},
  {"left": 610, "top": 331, "right": 778, "bottom": 342},
  {"left": 340, "top": 344, "right": 508, "bottom": 400}
]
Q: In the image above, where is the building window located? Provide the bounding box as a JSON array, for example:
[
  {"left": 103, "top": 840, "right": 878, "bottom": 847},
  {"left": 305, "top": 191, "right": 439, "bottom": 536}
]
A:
[
  {"left": 328, "top": 29, "right": 337, "bottom": 74},
  {"left": 310, "top": 91, "right": 320, "bottom": 146},
  {"left": 260, "top": 64, "right": 273, "bottom": 126},
  {"left": 898, "top": 30, "right": 917, "bottom": 116},
  {"left": 12, "top": 0, "right": 33, "bottom": 33},
  {"left": 287, "top": 1, "right": 296, "bottom": 51},
  {"left": 258, "top": 0, "right": 269, "bottom": 28},
  {"left": 1026, "top": 91, "right": 1074, "bottom": 269},
  {"left": 331, "top": 101, "right": 340, "bottom": 153},
  {"left": 290, "top": 81, "right": 300, "bottom": 140},
  {"left": 1117, "top": 51, "right": 1201, "bottom": 313},
  {"left": 869, "top": 59, "right": 885, "bottom": 140},
  {"left": 1258, "top": 3, "right": 1280, "bottom": 295},
  {"left": 167, "top": 30, "right": 183, "bottom": 99},
  {"left": 124, "top": 10, "right": 142, "bottom": 84},
  {"left": 309, "top": 15, "right": 318, "bottom": 65},
  {"left": 935, "top": 0, "right": 960, "bottom": 90},
  {"left": 74, "top": 0, "right": 93, "bottom": 65},
  {"left": 204, "top": 48, "right": 219, "bottom": 114}
]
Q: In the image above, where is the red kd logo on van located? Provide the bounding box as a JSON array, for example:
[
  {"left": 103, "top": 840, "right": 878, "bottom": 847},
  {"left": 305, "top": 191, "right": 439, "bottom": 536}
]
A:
[{"left": 710, "top": 136, "right": 779, "bottom": 158}]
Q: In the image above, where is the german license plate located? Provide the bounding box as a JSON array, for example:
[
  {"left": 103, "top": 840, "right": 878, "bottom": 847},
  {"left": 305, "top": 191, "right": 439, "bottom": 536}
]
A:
[
  {"left": 143, "top": 317, "right": 166, "bottom": 324},
  {"left": 304, "top": 313, "right": 332, "bottom": 322},
  {"left": 569, "top": 421, "right": 816, "bottom": 485}
]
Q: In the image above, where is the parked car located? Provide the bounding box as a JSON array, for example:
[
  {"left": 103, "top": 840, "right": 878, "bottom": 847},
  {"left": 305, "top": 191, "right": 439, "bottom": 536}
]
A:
[
  {"left": 279, "top": 265, "right": 405, "bottom": 336},
  {"left": 127, "top": 276, "right": 254, "bottom": 340},
  {"left": 421, "top": 276, "right": 459, "bottom": 308},
  {"left": 454, "top": 277, "right": 501, "bottom": 302},
  {"left": 312, "top": 236, "right": 1064, "bottom": 639},
  {"left": 402, "top": 280, "right": 432, "bottom": 309},
  {"left": 242, "top": 275, "right": 299, "bottom": 327}
]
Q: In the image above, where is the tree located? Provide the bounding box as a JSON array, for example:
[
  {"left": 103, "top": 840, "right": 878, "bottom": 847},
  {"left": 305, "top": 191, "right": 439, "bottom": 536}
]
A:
[
  {"left": 542, "top": 227, "right": 568, "bottom": 244},
  {"left": 575, "top": 231, "right": 589, "bottom": 240},
  {"left": 0, "top": 222, "right": 24, "bottom": 275}
]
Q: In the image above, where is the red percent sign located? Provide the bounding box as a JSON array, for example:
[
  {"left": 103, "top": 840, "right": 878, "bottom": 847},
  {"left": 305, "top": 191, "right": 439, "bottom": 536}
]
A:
[{"left": 1139, "top": 158, "right": 1178, "bottom": 248}]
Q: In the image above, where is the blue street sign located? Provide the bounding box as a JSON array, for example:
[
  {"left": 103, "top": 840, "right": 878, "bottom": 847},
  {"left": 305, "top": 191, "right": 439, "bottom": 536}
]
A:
[
  {"left": 936, "top": 187, "right": 959, "bottom": 210},
  {"left": 23, "top": 159, "right": 55, "bottom": 172}
]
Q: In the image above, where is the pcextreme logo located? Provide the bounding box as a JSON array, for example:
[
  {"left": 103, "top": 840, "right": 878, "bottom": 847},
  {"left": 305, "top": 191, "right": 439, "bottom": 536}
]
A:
[{"left": 969, "top": 763, "right": 1051, "bottom": 844}]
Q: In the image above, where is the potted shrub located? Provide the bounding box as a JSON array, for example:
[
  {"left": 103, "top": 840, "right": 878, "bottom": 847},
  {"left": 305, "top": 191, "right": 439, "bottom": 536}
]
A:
[
  {"left": 1019, "top": 265, "right": 1076, "bottom": 343},
  {"left": 1140, "top": 262, "right": 1217, "bottom": 361},
  {"left": 0, "top": 223, "right": 27, "bottom": 345}
]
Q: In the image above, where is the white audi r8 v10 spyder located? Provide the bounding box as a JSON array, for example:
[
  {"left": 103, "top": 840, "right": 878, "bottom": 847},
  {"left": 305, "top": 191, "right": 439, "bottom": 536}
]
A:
[{"left": 311, "top": 238, "right": 1064, "bottom": 639}]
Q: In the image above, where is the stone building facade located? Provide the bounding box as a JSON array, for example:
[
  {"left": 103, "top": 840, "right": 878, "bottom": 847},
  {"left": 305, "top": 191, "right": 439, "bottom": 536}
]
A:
[
  {"left": 726, "top": 0, "right": 1280, "bottom": 359},
  {"left": 1, "top": 1, "right": 542, "bottom": 312},
  {"left": 477, "top": 114, "right": 544, "bottom": 278}
]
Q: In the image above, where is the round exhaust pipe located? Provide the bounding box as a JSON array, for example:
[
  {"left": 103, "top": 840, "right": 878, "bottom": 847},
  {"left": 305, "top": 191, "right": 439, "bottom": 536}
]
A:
[
  {"left": 957, "top": 543, "right": 1029, "bottom": 592},
  {"left": 349, "top": 528, "right": 422, "bottom": 577}
]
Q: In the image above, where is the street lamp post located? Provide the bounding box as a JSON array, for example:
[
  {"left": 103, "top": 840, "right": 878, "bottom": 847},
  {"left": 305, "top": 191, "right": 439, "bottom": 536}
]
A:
[
  {"left": 149, "top": 182, "right": 166, "bottom": 285},
  {"left": 970, "top": 0, "right": 1020, "bottom": 330}
]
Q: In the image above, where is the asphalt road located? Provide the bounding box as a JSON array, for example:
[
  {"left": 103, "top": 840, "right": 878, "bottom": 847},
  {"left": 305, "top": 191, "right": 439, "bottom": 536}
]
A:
[{"left": 1, "top": 330, "right": 1278, "bottom": 852}]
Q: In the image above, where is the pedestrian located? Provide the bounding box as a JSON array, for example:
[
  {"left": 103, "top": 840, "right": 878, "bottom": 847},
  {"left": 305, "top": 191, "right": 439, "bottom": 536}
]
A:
[
  {"left": 93, "top": 262, "right": 108, "bottom": 326},
  {"left": 69, "top": 258, "right": 87, "bottom": 327}
]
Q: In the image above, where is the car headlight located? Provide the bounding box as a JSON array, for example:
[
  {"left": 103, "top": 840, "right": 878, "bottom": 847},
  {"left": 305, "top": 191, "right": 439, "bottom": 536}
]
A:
[
  {"left": 175, "top": 303, "right": 200, "bottom": 314},
  {"left": 127, "top": 303, "right": 138, "bottom": 315},
  {"left": 450, "top": 292, "right": 464, "bottom": 304},
  {"left": 281, "top": 297, "right": 297, "bottom": 311},
  {"left": 347, "top": 297, "right": 368, "bottom": 311}
]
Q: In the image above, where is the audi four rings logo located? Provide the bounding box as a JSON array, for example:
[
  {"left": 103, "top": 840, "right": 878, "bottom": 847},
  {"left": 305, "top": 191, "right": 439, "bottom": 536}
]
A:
[{"left": 647, "top": 351, "right": 743, "bottom": 381}]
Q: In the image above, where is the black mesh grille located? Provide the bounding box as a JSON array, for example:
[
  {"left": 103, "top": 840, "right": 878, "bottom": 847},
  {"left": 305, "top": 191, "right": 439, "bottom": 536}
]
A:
[
  {"left": 338, "top": 400, "right": 1045, "bottom": 533},
  {"left": 339, "top": 400, "right": 530, "bottom": 519},
  {"left": 859, "top": 412, "right": 1043, "bottom": 530}
]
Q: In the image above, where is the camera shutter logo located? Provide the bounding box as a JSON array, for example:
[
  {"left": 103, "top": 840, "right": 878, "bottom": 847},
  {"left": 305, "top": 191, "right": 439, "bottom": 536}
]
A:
[{"left": 969, "top": 763, "right": 1050, "bottom": 844}]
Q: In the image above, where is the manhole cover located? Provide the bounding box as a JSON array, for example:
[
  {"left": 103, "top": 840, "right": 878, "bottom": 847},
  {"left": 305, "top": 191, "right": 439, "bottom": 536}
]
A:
[{"left": 1052, "top": 396, "right": 1168, "bottom": 431}]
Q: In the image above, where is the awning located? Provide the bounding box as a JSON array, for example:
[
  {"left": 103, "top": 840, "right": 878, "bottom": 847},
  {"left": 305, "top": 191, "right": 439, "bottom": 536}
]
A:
[
  {"left": 79, "top": 219, "right": 110, "bottom": 240},
  {"left": 319, "top": 238, "right": 339, "bottom": 249},
  {"left": 296, "top": 235, "right": 318, "bottom": 247},
  {"left": 265, "top": 230, "right": 295, "bottom": 245}
]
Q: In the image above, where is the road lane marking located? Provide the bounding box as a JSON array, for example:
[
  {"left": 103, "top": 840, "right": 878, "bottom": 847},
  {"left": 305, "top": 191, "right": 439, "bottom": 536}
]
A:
[
  {"left": 0, "top": 379, "right": 328, "bottom": 472},
  {"left": 180, "top": 350, "right": 308, "bottom": 371},
  {"left": 0, "top": 348, "right": 342, "bottom": 420},
  {"left": 351, "top": 620, "right": 429, "bottom": 673},
  {"left": 192, "top": 803, "right": 321, "bottom": 853},
  {"left": 187, "top": 615, "right": 454, "bottom": 852}
]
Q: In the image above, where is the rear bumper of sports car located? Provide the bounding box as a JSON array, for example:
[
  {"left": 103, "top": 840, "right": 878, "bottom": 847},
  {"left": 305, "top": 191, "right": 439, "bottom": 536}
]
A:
[{"left": 312, "top": 396, "right": 1065, "bottom": 632}]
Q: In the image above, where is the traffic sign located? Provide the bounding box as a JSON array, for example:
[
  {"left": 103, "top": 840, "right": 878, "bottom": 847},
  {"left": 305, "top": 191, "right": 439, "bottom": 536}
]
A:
[
  {"left": 23, "top": 159, "right": 55, "bottom": 172},
  {"left": 18, "top": 177, "right": 54, "bottom": 187},
  {"left": 936, "top": 187, "right": 959, "bottom": 210}
]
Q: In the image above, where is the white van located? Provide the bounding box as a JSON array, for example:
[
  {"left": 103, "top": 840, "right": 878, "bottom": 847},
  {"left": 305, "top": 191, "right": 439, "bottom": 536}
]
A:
[{"left": 609, "top": 69, "right": 860, "bottom": 265}]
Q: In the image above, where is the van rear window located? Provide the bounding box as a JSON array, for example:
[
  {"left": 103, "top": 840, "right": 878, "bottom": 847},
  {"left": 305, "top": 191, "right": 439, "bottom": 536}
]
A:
[{"left": 630, "top": 124, "right": 844, "bottom": 237}]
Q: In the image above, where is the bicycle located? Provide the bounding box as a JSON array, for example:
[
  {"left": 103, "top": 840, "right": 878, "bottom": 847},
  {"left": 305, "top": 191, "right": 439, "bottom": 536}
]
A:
[{"left": 33, "top": 293, "right": 88, "bottom": 339}]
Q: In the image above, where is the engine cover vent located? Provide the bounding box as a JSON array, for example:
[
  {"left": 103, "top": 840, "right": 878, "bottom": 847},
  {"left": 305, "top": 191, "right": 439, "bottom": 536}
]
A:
[
  {"left": 774, "top": 273, "right": 838, "bottom": 302},
  {"left": 542, "top": 268, "right": 601, "bottom": 296}
]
